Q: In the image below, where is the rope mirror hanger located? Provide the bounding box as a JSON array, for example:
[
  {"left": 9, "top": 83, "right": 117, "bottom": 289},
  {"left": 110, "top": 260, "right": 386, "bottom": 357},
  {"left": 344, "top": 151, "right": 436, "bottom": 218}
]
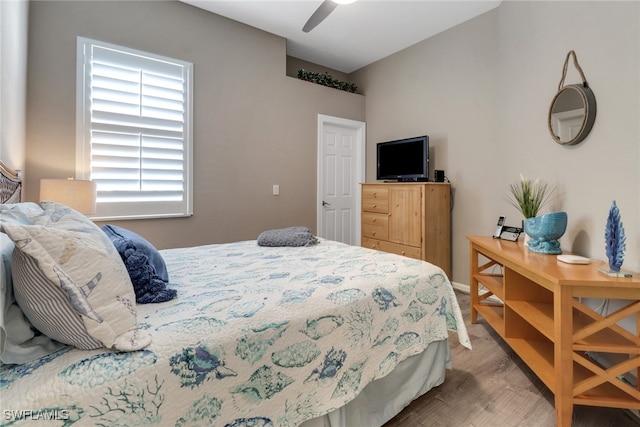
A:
[{"left": 548, "top": 50, "right": 597, "bottom": 146}]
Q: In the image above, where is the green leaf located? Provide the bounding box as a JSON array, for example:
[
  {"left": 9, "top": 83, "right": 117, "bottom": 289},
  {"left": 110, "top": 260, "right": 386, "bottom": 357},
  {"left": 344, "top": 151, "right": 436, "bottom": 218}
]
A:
[{"left": 506, "top": 174, "right": 555, "bottom": 218}]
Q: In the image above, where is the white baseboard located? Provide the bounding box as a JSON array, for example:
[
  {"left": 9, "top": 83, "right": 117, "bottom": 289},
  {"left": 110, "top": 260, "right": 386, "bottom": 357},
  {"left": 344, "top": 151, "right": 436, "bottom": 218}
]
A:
[
  {"left": 451, "top": 281, "right": 501, "bottom": 303},
  {"left": 451, "top": 281, "right": 470, "bottom": 294}
]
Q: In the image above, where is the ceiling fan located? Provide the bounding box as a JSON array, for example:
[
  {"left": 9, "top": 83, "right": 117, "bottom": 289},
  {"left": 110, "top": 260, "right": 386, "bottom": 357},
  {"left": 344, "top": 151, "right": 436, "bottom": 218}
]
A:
[{"left": 302, "top": 0, "right": 357, "bottom": 33}]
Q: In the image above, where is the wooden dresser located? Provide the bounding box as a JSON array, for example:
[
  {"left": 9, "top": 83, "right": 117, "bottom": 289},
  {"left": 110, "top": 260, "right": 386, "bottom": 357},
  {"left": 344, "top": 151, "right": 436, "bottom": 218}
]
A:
[
  {"left": 361, "top": 182, "right": 451, "bottom": 278},
  {"left": 467, "top": 235, "right": 640, "bottom": 427}
]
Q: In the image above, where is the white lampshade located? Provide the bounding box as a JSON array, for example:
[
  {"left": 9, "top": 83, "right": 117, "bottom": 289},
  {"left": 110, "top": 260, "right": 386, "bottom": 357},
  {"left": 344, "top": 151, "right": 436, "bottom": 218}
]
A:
[{"left": 40, "top": 178, "right": 97, "bottom": 215}]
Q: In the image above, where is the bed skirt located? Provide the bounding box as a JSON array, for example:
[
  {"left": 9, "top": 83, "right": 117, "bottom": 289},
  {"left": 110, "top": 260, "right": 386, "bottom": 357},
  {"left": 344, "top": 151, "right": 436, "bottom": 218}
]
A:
[{"left": 301, "top": 339, "right": 450, "bottom": 427}]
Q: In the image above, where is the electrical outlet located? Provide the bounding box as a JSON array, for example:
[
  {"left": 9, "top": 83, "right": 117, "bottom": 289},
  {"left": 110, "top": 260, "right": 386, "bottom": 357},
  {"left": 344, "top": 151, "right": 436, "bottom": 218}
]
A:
[{"left": 273, "top": 184, "right": 279, "bottom": 196}]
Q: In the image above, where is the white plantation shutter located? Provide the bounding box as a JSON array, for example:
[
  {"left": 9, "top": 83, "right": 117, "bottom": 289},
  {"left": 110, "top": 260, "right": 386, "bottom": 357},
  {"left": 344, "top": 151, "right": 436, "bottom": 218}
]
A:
[{"left": 76, "top": 37, "right": 193, "bottom": 219}]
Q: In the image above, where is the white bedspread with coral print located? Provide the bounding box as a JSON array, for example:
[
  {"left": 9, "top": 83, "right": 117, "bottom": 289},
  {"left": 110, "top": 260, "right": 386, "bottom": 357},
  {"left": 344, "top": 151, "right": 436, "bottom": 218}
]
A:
[{"left": 2, "top": 239, "right": 470, "bottom": 426}]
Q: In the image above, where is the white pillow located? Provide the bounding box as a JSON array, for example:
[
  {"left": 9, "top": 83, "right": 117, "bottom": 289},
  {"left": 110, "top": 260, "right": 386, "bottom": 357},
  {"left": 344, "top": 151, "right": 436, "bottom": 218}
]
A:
[
  {"left": 3, "top": 202, "right": 151, "bottom": 351},
  {"left": 0, "top": 203, "right": 66, "bottom": 364}
]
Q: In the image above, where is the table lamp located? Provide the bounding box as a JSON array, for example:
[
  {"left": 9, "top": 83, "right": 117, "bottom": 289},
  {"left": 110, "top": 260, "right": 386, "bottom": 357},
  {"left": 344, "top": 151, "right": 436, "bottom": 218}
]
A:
[{"left": 40, "top": 178, "right": 97, "bottom": 215}]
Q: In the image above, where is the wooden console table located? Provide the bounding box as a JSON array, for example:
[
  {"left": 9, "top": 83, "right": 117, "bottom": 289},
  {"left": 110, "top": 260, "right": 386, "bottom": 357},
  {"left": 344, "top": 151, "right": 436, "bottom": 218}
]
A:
[{"left": 467, "top": 235, "right": 640, "bottom": 426}]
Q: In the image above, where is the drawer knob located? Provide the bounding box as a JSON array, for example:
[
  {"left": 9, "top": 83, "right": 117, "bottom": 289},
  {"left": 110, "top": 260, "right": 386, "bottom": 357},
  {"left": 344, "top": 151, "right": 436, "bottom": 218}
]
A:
[
  {"left": 401, "top": 251, "right": 406, "bottom": 255},
  {"left": 373, "top": 204, "right": 377, "bottom": 208},
  {"left": 372, "top": 218, "right": 376, "bottom": 222},
  {"left": 372, "top": 231, "right": 376, "bottom": 236}
]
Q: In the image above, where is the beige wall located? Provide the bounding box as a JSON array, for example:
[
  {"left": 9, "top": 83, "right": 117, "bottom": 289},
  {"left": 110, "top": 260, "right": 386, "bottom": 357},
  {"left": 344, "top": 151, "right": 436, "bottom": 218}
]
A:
[
  {"left": 24, "top": 1, "right": 640, "bottom": 284},
  {"left": 25, "top": 1, "right": 365, "bottom": 249},
  {"left": 352, "top": 0, "right": 639, "bottom": 283}
]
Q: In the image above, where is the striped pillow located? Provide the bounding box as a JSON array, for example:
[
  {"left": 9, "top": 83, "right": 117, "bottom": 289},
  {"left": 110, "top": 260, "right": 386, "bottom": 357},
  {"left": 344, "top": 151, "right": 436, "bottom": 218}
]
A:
[{"left": 3, "top": 202, "right": 151, "bottom": 351}]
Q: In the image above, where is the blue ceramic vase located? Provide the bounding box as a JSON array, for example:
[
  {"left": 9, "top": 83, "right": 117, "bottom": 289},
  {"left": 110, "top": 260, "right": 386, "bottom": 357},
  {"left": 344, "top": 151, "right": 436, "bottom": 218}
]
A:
[{"left": 524, "top": 212, "right": 568, "bottom": 254}]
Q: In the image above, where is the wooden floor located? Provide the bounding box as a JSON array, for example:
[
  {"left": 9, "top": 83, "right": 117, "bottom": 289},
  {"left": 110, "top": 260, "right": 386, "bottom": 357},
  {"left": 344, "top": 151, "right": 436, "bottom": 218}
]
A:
[{"left": 384, "top": 291, "right": 640, "bottom": 427}]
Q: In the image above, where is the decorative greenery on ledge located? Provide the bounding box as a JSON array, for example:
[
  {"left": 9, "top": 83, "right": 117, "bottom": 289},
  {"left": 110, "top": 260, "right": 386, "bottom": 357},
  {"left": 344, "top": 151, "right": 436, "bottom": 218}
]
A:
[{"left": 297, "top": 69, "right": 358, "bottom": 93}]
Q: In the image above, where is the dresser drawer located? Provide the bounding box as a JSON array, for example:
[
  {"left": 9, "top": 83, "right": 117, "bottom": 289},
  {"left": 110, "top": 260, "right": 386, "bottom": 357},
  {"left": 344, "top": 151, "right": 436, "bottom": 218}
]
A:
[
  {"left": 362, "top": 212, "right": 388, "bottom": 240},
  {"left": 362, "top": 237, "right": 422, "bottom": 260},
  {"left": 362, "top": 186, "right": 389, "bottom": 213}
]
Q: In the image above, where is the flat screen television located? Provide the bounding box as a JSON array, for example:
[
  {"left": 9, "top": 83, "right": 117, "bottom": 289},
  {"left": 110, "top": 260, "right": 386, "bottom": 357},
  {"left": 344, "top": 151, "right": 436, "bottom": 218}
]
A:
[{"left": 376, "top": 135, "right": 429, "bottom": 181}]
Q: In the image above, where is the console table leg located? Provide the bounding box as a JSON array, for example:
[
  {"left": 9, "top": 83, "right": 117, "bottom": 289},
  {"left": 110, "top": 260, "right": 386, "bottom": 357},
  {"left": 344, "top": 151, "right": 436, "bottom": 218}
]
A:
[
  {"left": 555, "top": 286, "right": 574, "bottom": 427},
  {"left": 470, "top": 246, "right": 479, "bottom": 324}
]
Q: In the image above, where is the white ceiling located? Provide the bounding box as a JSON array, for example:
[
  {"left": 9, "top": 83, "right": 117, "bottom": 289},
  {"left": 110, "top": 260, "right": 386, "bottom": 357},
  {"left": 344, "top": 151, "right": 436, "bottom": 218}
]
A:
[{"left": 180, "top": 0, "right": 502, "bottom": 73}]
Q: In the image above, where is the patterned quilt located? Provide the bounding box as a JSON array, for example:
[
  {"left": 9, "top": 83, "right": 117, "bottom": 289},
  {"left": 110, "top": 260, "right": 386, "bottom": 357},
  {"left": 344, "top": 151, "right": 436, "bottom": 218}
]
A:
[{"left": 1, "top": 239, "right": 471, "bottom": 426}]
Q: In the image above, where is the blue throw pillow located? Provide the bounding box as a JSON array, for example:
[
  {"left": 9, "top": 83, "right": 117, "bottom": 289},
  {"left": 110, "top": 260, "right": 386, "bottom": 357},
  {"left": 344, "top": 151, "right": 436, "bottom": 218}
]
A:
[
  {"left": 102, "top": 225, "right": 176, "bottom": 304},
  {"left": 102, "top": 224, "right": 169, "bottom": 282}
]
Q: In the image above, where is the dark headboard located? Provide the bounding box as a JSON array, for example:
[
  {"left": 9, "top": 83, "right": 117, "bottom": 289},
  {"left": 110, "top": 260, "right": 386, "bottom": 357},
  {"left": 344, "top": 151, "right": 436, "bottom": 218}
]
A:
[{"left": 0, "top": 161, "right": 22, "bottom": 203}]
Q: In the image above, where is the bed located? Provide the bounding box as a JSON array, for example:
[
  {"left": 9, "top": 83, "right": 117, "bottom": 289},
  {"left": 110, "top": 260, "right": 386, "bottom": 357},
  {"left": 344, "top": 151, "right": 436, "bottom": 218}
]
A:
[{"left": 0, "top": 162, "right": 470, "bottom": 427}]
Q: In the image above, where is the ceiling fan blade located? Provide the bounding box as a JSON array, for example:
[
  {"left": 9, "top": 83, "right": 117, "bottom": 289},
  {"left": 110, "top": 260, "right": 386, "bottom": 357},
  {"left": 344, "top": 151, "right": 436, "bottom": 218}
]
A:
[{"left": 302, "top": 0, "right": 339, "bottom": 33}]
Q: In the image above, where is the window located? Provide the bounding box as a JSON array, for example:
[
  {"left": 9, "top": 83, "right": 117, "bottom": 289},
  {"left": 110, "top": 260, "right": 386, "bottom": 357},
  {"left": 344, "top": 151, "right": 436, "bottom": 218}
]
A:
[{"left": 76, "top": 37, "right": 193, "bottom": 220}]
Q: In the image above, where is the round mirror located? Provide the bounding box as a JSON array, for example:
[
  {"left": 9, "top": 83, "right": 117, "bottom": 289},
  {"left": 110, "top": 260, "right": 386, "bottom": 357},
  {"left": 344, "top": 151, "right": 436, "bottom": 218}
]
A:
[{"left": 548, "top": 84, "right": 596, "bottom": 145}]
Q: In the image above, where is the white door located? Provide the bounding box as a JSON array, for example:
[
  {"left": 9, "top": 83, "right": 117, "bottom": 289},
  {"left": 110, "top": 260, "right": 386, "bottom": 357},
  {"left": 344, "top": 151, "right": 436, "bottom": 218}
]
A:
[
  {"left": 317, "top": 115, "right": 366, "bottom": 245},
  {"left": 550, "top": 108, "right": 585, "bottom": 142}
]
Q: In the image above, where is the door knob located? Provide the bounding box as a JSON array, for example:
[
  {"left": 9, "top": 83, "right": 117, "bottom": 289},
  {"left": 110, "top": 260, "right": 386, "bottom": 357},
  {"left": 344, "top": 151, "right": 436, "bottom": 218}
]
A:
[{"left": 322, "top": 201, "right": 331, "bottom": 206}]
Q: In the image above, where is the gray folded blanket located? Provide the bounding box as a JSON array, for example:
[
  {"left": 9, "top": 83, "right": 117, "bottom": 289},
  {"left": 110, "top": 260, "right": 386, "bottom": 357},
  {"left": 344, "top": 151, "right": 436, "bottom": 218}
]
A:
[{"left": 257, "top": 226, "right": 319, "bottom": 247}]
